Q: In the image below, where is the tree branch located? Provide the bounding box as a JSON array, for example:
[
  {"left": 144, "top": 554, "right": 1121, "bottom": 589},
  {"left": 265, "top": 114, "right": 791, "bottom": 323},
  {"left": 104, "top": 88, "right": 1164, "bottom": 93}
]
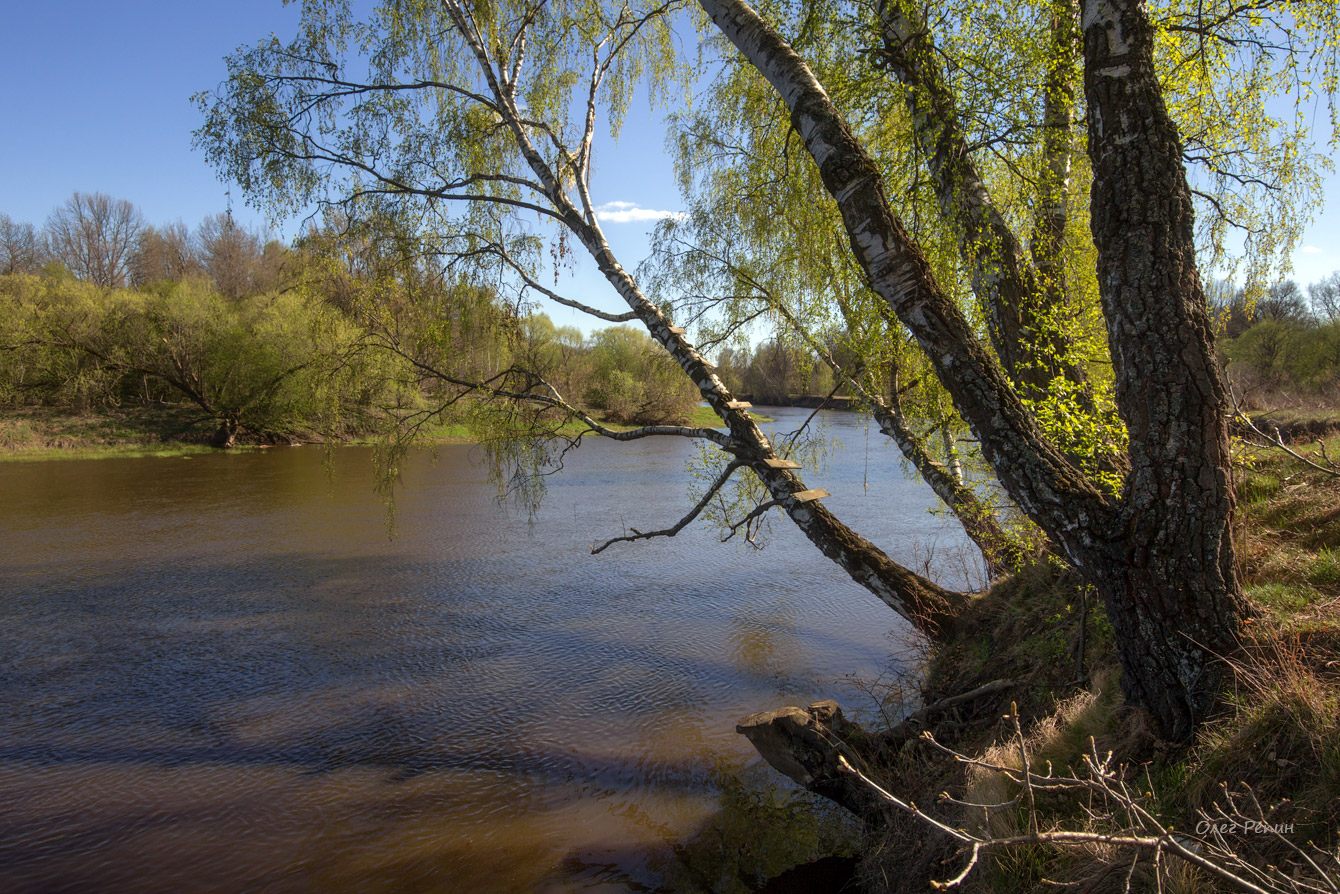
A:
[{"left": 591, "top": 459, "right": 746, "bottom": 553}]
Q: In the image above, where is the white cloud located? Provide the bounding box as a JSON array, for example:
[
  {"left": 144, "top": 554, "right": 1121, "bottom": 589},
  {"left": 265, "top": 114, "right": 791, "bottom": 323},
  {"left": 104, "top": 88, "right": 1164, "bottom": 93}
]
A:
[
  {"left": 1300, "top": 245, "right": 1322, "bottom": 253},
  {"left": 594, "top": 201, "right": 687, "bottom": 224}
]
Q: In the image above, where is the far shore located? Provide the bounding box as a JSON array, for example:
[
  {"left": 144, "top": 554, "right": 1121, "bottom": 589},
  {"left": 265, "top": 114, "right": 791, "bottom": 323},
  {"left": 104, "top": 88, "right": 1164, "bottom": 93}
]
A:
[
  {"left": 0, "top": 404, "right": 778, "bottom": 462},
  {"left": 10, "top": 401, "right": 1333, "bottom": 464}
]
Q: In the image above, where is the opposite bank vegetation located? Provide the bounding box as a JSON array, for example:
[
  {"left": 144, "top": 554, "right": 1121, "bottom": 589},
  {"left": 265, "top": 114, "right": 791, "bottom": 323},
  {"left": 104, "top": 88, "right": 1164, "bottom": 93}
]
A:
[{"left": 0, "top": 202, "right": 802, "bottom": 462}]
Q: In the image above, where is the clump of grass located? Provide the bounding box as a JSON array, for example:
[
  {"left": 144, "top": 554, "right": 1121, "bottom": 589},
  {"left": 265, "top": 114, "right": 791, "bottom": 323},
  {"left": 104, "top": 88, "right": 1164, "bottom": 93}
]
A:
[
  {"left": 1311, "top": 546, "right": 1340, "bottom": 587},
  {"left": 1245, "top": 582, "right": 1329, "bottom": 614},
  {"left": 1186, "top": 628, "right": 1340, "bottom": 812}
]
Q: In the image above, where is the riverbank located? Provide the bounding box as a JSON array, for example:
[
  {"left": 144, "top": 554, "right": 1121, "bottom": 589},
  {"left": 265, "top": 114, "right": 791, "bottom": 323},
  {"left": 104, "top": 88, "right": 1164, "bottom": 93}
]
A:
[
  {"left": 794, "top": 433, "right": 1340, "bottom": 891},
  {"left": 0, "top": 404, "right": 773, "bottom": 461},
  {"left": 0, "top": 406, "right": 225, "bottom": 461}
]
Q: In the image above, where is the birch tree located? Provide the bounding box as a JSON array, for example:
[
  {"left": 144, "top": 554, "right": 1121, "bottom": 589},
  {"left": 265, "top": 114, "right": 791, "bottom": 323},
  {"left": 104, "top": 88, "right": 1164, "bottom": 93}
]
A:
[
  {"left": 197, "top": 0, "right": 967, "bottom": 634},
  {"left": 695, "top": 0, "right": 1335, "bottom": 740},
  {"left": 197, "top": 0, "right": 1337, "bottom": 739}
]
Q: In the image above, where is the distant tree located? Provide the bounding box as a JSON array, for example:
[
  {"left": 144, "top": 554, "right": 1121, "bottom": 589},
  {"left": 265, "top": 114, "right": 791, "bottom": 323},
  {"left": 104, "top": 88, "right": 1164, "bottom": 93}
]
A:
[
  {"left": 198, "top": 212, "right": 263, "bottom": 299},
  {"left": 1257, "top": 280, "right": 1312, "bottom": 325},
  {"left": 743, "top": 340, "right": 798, "bottom": 404},
  {"left": 583, "top": 326, "right": 701, "bottom": 425},
  {"left": 1228, "top": 319, "right": 1295, "bottom": 389},
  {"left": 1311, "top": 272, "right": 1340, "bottom": 322},
  {"left": 45, "top": 192, "right": 143, "bottom": 288},
  {"left": 524, "top": 314, "right": 589, "bottom": 401},
  {"left": 714, "top": 346, "right": 745, "bottom": 395},
  {"left": 4, "top": 274, "right": 379, "bottom": 446},
  {"left": 0, "top": 214, "right": 45, "bottom": 275},
  {"left": 130, "top": 220, "right": 200, "bottom": 287},
  {"left": 251, "top": 239, "right": 294, "bottom": 295}
]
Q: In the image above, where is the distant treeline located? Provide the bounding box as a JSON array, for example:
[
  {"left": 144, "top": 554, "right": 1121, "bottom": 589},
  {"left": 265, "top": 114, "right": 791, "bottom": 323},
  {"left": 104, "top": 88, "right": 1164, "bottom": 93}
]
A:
[
  {"left": 6, "top": 193, "right": 1335, "bottom": 445},
  {"left": 1210, "top": 275, "right": 1340, "bottom": 409},
  {"left": 0, "top": 193, "right": 701, "bottom": 446}
]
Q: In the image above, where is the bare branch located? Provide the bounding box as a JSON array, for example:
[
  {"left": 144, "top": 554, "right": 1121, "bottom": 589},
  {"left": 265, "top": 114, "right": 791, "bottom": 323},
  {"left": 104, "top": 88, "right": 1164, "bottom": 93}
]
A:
[{"left": 591, "top": 459, "right": 746, "bottom": 553}]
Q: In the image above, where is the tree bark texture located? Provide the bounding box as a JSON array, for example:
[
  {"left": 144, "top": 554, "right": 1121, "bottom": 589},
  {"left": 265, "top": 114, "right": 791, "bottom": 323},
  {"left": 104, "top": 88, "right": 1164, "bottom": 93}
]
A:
[{"left": 1079, "top": 0, "right": 1246, "bottom": 740}]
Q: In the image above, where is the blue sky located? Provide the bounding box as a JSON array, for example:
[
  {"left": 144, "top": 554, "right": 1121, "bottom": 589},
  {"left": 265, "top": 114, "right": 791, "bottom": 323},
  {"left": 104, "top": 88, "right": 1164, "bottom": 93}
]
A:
[{"left": 1, "top": 1, "right": 1335, "bottom": 334}]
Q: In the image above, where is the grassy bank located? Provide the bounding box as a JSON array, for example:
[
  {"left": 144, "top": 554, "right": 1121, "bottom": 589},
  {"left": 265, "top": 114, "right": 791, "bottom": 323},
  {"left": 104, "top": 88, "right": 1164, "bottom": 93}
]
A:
[
  {"left": 0, "top": 404, "right": 772, "bottom": 460},
  {"left": 848, "top": 434, "right": 1340, "bottom": 892},
  {"left": 0, "top": 407, "right": 225, "bottom": 461}
]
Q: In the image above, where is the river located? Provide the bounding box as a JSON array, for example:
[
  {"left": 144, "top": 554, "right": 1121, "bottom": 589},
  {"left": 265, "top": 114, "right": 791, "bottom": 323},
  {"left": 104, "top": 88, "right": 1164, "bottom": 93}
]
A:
[{"left": 0, "top": 407, "right": 978, "bottom": 892}]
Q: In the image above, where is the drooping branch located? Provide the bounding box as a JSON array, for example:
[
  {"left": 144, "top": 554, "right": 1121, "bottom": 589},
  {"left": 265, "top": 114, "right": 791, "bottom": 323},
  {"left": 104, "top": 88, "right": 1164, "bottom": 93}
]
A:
[
  {"left": 372, "top": 335, "right": 741, "bottom": 449},
  {"left": 886, "top": 366, "right": 1031, "bottom": 578},
  {"left": 721, "top": 497, "right": 784, "bottom": 544},
  {"left": 490, "top": 241, "right": 638, "bottom": 323},
  {"left": 877, "top": 0, "right": 1092, "bottom": 405},
  {"left": 697, "top": 0, "right": 1115, "bottom": 573}
]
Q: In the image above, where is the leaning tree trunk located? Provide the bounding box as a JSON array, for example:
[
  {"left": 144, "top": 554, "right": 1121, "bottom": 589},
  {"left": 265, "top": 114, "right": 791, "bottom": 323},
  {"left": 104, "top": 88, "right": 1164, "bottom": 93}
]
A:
[{"left": 440, "top": 0, "right": 969, "bottom": 639}]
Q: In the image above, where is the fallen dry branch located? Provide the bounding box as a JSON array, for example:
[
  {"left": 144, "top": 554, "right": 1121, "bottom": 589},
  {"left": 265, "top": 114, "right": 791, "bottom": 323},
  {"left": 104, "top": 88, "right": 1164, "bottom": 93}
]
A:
[{"left": 838, "top": 705, "right": 1340, "bottom": 892}]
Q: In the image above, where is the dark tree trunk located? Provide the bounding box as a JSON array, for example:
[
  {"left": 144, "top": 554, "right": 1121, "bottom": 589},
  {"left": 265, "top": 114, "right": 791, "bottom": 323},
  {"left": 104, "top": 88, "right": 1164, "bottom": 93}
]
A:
[
  {"left": 211, "top": 418, "right": 238, "bottom": 449},
  {"left": 1079, "top": 0, "right": 1247, "bottom": 740}
]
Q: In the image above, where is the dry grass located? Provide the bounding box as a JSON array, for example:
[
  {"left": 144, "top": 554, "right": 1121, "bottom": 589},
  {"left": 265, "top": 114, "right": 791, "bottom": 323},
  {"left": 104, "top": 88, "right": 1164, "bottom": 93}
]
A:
[{"left": 855, "top": 433, "right": 1340, "bottom": 893}]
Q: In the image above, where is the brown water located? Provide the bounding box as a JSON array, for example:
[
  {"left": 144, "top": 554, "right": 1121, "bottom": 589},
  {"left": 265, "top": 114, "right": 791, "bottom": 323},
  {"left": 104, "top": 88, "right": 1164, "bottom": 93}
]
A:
[{"left": 0, "top": 408, "right": 976, "bottom": 892}]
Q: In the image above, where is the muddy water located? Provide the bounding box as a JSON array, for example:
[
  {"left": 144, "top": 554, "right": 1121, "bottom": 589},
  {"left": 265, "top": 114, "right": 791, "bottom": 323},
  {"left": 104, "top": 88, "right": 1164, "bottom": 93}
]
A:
[{"left": 0, "top": 408, "right": 976, "bottom": 892}]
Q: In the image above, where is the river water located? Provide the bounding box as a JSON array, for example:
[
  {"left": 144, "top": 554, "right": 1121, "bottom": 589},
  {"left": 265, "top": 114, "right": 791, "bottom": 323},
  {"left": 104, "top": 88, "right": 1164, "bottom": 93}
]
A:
[{"left": 0, "top": 407, "right": 977, "bottom": 892}]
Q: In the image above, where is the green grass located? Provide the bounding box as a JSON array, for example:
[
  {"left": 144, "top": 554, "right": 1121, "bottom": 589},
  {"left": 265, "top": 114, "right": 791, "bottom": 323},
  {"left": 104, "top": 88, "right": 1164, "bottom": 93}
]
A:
[
  {"left": 0, "top": 406, "right": 220, "bottom": 462},
  {"left": 0, "top": 443, "right": 220, "bottom": 462},
  {"left": 1310, "top": 546, "right": 1340, "bottom": 587},
  {"left": 1247, "top": 582, "right": 1328, "bottom": 613}
]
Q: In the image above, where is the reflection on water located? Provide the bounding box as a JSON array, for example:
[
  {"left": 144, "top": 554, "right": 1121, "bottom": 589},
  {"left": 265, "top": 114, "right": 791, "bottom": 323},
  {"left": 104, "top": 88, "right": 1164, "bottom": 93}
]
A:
[{"left": 0, "top": 408, "right": 975, "bottom": 892}]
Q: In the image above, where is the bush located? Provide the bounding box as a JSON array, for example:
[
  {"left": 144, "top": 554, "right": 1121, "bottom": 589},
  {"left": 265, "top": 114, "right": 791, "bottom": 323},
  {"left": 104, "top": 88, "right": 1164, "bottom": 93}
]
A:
[{"left": 0, "top": 272, "right": 396, "bottom": 445}]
